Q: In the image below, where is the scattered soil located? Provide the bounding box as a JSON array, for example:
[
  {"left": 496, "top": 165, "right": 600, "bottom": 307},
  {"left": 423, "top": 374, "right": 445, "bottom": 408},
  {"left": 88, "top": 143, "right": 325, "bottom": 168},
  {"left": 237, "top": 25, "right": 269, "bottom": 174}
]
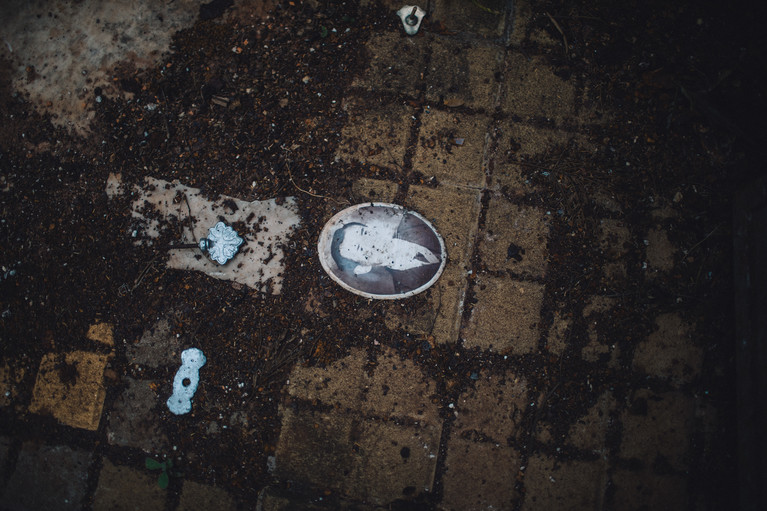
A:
[{"left": 1, "top": 0, "right": 765, "bottom": 507}]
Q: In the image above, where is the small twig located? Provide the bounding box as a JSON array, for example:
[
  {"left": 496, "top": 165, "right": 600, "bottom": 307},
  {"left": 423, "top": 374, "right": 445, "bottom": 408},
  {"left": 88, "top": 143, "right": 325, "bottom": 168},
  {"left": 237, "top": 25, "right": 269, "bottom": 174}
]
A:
[
  {"left": 545, "top": 12, "right": 569, "bottom": 57},
  {"left": 684, "top": 225, "right": 720, "bottom": 255}
]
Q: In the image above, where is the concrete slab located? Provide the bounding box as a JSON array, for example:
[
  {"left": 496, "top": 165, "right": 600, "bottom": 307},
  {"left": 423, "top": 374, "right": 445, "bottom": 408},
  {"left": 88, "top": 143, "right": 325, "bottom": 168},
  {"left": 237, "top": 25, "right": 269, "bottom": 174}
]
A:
[
  {"left": 598, "top": 219, "right": 632, "bottom": 260},
  {"left": 178, "top": 480, "right": 237, "bottom": 511},
  {"left": 453, "top": 370, "right": 528, "bottom": 444},
  {"left": 501, "top": 53, "right": 577, "bottom": 126},
  {"left": 429, "top": 0, "right": 508, "bottom": 39},
  {"left": 521, "top": 455, "right": 607, "bottom": 510},
  {"left": 274, "top": 406, "right": 441, "bottom": 505},
  {"left": 336, "top": 97, "right": 413, "bottom": 172},
  {"left": 546, "top": 310, "right": 572, "bottom": 356},
  {"left": 465, "top": 277, "right": 544, "bottom": 353},
  {"left": 107, "top": 175, "right": 301, "bottom": 293},
  {"left": 611, "top": 469, "right": 688, "bottom": 511},
  {"left": 351, "top": 31, "right": 428, "bottom": 97},
  {"left": 126, "top": 314, "right": 181, "bottom": 369},
  {"left": 645, "top": 227, "right": 677, "bottom": 273},
  {"left": 413, "top": 109, "right": 490, "bottom": 188},
  {"left": 582, "top": 296, "right": 618, "bottom": 362},
  {"left": 632, "top": 313, "right": 703, "bottom": 385},
  {"left": 405, "top": 185, "right": 482, "bottom": 343},
  {"left": 87, "top": 321, "right": 115, "bottom": 347},
  {"left": 92, "top": 458, "right": 166, "bottom": 511},
  {"left": 352, "top": 178, "right": 399, "bottom": 203},
  {"left": 479, "top": 198, "right": 550, "bottom": 278},
  {"left": 441, "top": 439, "right": 521, "bottom": 510},
  {"left": 620, "top": 389, "right": 694, "bottom": 471},
  {"left": 0, "top": 0, "right": 199, "bottom": 133},
  {"left": 28, "top": 351, "right": 109, "bottom": 431},
  {"left": 425, "top": 37, "right": 503, "bottom": 110},
  {"left": 107, "top": 377, "right": 168, "bottom": 453},
  {"left": 566, "top": 391, "right": 617, "bottom": 452},
  {"left": 2, "top": 443, "right": 93, "bottom": 511},
  {"left": 288, "top": 346, "right": 439, "bottom": 423},
  {"left": 0, "top": 362, "right": 25, "bottom": 408}
]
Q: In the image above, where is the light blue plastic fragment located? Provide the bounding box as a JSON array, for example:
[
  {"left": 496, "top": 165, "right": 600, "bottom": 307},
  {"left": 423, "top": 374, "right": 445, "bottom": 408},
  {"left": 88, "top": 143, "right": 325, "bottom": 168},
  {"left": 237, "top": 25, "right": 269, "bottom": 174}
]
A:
[{"left": 167, "top": 348, "right": 207, "bottom": 415}]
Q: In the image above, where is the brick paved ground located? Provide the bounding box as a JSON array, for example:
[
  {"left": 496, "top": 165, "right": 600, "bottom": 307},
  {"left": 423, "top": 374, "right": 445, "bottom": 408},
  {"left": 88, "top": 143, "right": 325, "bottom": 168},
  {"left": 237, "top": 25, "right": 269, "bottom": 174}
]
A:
[{"left": 0, "top": 0, "right": 742, "bottom": 510}]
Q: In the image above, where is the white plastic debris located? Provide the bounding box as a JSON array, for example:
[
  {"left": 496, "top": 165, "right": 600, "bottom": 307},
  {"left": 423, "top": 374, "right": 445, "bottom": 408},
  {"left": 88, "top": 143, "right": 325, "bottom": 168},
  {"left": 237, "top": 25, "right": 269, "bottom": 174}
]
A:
[{"left": 167, "top": 348, "right": 207, "bottom": 415}]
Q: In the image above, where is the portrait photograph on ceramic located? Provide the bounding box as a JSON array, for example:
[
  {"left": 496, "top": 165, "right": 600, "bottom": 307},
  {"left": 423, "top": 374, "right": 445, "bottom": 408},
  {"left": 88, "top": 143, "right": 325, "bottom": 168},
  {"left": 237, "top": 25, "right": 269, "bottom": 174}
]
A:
[{"left": 317, "top": 203, "right": 447, "bottom": 299}]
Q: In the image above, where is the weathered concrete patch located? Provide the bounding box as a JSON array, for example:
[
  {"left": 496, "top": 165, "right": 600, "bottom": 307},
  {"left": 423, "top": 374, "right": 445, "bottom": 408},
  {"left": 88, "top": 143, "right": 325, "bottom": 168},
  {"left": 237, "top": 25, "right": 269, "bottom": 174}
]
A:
[
  {"left": 441, "top": 439, "right": 521, "bottom": 510},
  {"left": 402, "top": 185, "right": 482, "bottom": 343},
  {"left": 352, "top": 178, "right": 399, "bottom": 203},
  {"left": 465, "top": 277, "right": 544, "bottom": 353},
  {"left": 479, "top": 198, "right": 550, "bottom": 278},
  {"left": 178, "top": 480, "right": 238, "bottom": 511},
  {"left": 611, "top": 469, "right": 688, "bottom": 511},
  {"left": 107, "top": 175, "right": 301, "bottom": 293},
  {"left": 521, "top": 455, "right": 607, "bottom": 510},
  {"left": 413, "top": 109, "right": 490, "bottom": 188},
  {"left": 336, "top": 96, "right": 413, "bottom": 173},
  {"left": 87, "top": 321, "right": 114, "bottom": 347},
  {"left": 502, "top": 53, "right": 578, "bottom": 126},
  {"left": 425, "top": 38, "right": 504, "bottom": 110},
  {"left": 452, "top": 370, "right": 528, "bottom": 444},
  {"left": 645, "top": 227, "right": 677, "bottom": 273},
  {"left": 274, "top": 406, "right": 441, "bottom": 505},
  {"left": 566, "top": 391, "right": 617, "bottom": 451},
  {"left": 288, "top": 346, "right": 439, "bottom": 423},
  {"left": 619, "top": 389, "right": 694, "bottom": 471},
  {"left": 107, "top": 377, "right": 168, "bottom": 453},
  {"left": 351, "top": 31, "right": 428, "bottom": 97},
  {"left": 92, "top": 458, "right": 166, "bottom": 511},
  {"left": 429, "top": 0, "right": 508, "bottom": 39},
  {"left": 126, "top": 314, "right": 181, "bottom": 369},
  {"left": 2, "top": 443, "right": 93, "bottom": 511},
  {"left": 632, "top": 313, "right": 702, "bottom": 385},
  {"left": 0, "top": 0, "right": 199, "bottom": 133},
  {"left": 29, "top": 351, "right": 109, "bottom": 431}
]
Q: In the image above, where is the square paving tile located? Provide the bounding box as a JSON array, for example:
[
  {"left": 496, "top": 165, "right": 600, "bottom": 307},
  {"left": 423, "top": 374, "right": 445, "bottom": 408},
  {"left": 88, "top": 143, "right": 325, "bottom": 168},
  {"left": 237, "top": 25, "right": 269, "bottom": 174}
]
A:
[
  {"left": 619, "top": 389, "right": 694, "bottom": 471},
  {"left": 178, "top": 480, "right": 237, "bottom": 511},
  {"left": 336, "top": 96, "right": 413, "bottom": 172},
  {"left": 566, "top": 391, "right": 617, "bottom": 451},
  {"left": 288, "top": 346, "right": 439, "bottom": 423},
  {"left": 352, "top": 31, "right": 428, "bottom": 96},
  {"left": 441, "top": 439, "right": 521, "bottom": 510},
  {"left": 2, "top": 443, "right": 93, "bottom": 511},
  {"left": 611, "top": 469, "right": 688, "bottom": 511},
  {"left": 351, "top": 177, "right": 399, "bottom": 203},
  {"left": 413, "top": 109, "right": 490, "bottom": 188},
  {"left": 479, "top": 197, "right": 550, "bottom": 277},
  {"left": 86, "top": 321, "right": 114, "bottom": 347},
  {"left": 430, "top": 0, "right": 508, "bottom": 39},
  {"left": 28, "top": 350, "right": 109, "bottom": 431},
  {"left": 107, "top": 377, "right": 168, "bottom": 453},
  {"left": 453, "top": 370, "right": 528, "bottom": 444},
  {"left": 465, "top": 276, "right": 544, "bottom": 353},
  {"left": 92, "top": 458, "right": 166, "bottom": 511},
  {"left": 274, "top": 407, "right": 440, "bottom": 505},
  {"left": 425, "top": 37, "right": 503, "bottom": 110},
  {"left": 632, "top": 313, "right": 703, "bottom": 385},
  {"left": 502, "top": 53, "right": 578, "bottom": 126},
  {"left": 521, "top": 454, "right": 607, "bottom": 510},
  {"left": 405, "top": 185, "right": 482, "bottom": 343}
]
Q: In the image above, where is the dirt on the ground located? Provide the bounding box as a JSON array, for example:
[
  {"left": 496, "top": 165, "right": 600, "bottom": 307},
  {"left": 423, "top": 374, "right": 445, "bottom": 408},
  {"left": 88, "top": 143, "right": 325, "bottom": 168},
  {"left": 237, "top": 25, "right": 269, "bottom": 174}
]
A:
[{"left": 1, "top": 0, "right": 764, "bottom": 506}]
